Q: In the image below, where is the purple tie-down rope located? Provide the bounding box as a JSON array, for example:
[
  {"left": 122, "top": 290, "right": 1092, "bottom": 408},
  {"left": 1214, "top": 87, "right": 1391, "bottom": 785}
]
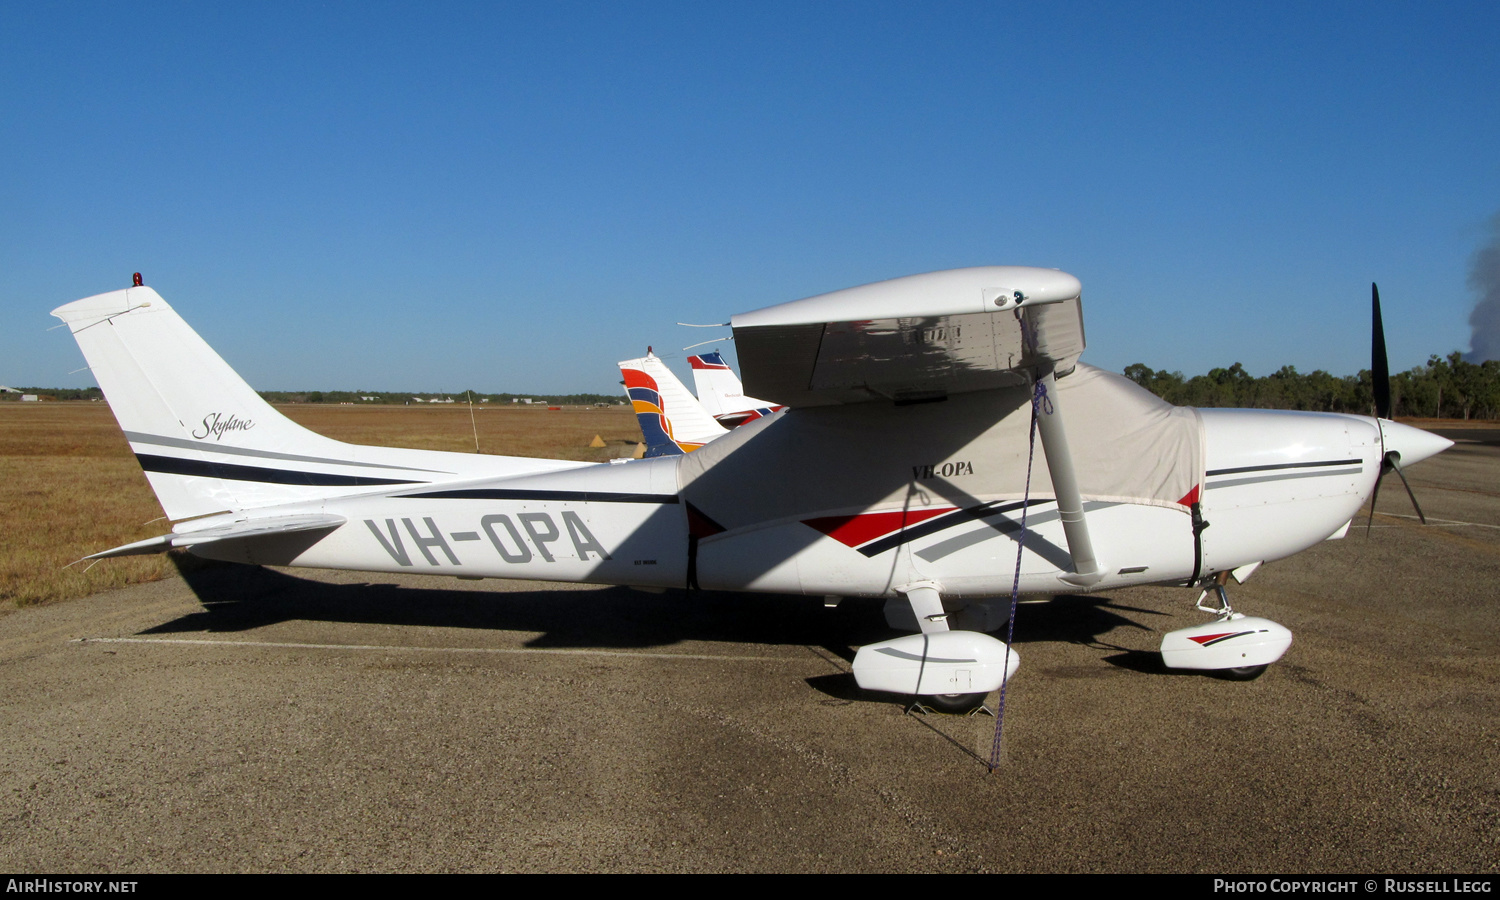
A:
[{"left": 989, "top": 377, "right": 1048, "bottom": 771}]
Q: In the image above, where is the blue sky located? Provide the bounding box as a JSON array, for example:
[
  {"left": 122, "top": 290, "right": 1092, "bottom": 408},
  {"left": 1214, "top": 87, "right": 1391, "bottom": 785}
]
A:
[{"left": 3, "top": 2, "right": 1497, "bottom": 394}]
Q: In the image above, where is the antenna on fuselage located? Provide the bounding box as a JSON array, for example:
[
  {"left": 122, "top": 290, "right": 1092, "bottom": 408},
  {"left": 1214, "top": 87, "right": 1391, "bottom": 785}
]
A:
[{"left": 467, "top": 390, "right": 480, "bottom": 454}]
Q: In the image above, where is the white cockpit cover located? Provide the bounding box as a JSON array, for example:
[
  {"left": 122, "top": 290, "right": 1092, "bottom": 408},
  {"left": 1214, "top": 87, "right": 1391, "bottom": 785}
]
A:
[{"left": 677, "top": 364, "right": 1204, "bottom": 530}]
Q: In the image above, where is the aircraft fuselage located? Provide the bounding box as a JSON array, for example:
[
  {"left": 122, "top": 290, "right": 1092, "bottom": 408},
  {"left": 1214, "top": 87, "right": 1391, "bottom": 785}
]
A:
[{"left": 190, "top": 404, "right": 1409, "bottom": 604}]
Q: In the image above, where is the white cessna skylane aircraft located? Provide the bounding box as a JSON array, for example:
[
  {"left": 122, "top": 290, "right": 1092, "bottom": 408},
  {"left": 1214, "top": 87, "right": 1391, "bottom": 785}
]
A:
[{"left": 54, "top": 267, "right": 1451, "bottom": 712}]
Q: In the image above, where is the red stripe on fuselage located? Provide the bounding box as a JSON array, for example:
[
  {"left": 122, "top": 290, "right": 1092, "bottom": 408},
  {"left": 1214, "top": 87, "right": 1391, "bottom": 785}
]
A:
[{"left": 803, "top": 507, "right": 954, "bottom": 548}]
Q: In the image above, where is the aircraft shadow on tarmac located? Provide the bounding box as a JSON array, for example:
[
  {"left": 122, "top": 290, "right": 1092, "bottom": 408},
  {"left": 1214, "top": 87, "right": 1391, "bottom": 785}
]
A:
[
  {"left": 146, "top": 558, "right": 1173, "bottom": 686},
  {"left": 146, "top": 552, "right": 1152, "bottom": 642}
]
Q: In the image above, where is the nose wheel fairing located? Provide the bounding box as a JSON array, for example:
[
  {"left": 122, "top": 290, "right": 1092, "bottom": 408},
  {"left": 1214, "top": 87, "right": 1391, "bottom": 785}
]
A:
[{"left": 1160, "top": 581, "right": 1293, "bottom": 673}]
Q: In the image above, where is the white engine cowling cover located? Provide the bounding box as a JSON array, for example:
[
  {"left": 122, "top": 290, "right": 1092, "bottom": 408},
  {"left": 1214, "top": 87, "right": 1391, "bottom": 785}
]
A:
[
  {"left": 1160, "top": 616, "right": 1293, "bottom": 670},
  {"left": 852, "top": 631, "right": 1020, "bottom": 696}
]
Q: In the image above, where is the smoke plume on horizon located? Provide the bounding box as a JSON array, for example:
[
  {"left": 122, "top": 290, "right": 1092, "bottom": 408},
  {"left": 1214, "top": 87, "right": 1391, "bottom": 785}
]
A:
[{"left": 1468, "top": 211, "right": 1500, "bottom": 363}]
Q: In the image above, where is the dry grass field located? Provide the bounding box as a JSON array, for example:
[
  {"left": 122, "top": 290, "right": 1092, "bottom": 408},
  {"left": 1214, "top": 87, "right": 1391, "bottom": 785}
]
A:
[{"left": 0, "top": 402, "right": 642, "bottom": 611}]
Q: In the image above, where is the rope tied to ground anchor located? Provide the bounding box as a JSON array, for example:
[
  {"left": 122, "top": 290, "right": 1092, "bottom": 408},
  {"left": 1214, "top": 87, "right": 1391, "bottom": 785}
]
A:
[{"left": 989, "top": 376, "right": 1048, "bottom": 771}]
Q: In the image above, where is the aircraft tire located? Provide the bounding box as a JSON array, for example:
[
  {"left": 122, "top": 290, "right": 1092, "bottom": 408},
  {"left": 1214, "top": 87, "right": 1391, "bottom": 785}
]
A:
[
  {"left": 1218, "top": 664, "right": 1268, "bottom": 681},
  {"left": 921, "top": 692, "right": 988, "bottom": 714}
]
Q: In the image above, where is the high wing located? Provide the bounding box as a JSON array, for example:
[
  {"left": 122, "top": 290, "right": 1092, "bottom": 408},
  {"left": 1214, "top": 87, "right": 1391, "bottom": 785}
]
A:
[
  {"left": 731, "top": 267, "right": 1087, "bottom": 408},
  {"left": 725, "top": 266, "right": 1104, "bottom": 584}
]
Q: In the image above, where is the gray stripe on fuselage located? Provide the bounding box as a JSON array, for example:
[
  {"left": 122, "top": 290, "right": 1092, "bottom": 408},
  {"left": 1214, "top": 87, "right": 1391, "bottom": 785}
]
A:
[
  {"left": 1206, "top": 466, "right": 1364, "bottom": 490},
  {"left": 913, "top": 505, "right": 1109, "bottom": 568},
  {"left": 124, "top": 431, "right": 453, "bottom": 474}
]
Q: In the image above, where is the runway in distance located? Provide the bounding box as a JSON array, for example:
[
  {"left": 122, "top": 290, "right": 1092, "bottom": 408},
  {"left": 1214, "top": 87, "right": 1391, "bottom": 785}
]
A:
[{"left": 53, "top": 268, "right": 1451, "bottom": 711}]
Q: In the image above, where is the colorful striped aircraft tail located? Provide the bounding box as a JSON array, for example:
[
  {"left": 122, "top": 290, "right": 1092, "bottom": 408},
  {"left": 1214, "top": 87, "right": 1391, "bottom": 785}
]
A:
[{"left": 618, "top": 350, "right": 726, "bottom": 457}]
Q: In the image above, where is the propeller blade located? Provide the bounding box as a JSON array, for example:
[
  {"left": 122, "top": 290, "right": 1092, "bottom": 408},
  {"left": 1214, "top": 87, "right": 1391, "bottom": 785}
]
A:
[
  {"left": 1366, "top": 462, "right": 1385, "bottom": 537},
  {"left": 1367, "top": 450, "right": 1430, "bottom": 536},
  {"left": 1372, "top": 283, "right": 1391, "bottom": 419},
  {"left": 1389, "top": 457, "right": 1428, "bottom": 525}
]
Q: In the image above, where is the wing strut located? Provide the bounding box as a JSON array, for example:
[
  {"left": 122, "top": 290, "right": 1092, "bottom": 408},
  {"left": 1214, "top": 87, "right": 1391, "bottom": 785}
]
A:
[{"left": 1033, "top": 369, "right": 1105, "bottom": 587}]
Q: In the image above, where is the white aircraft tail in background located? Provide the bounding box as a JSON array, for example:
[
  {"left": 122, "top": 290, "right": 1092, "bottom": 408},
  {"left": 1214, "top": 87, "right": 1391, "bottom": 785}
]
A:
[
  {"left": 618, "top": 349, "right": 727, "bottom": 456},
  {"left": 688, "top": 351, "right": 784, "bottom": 428}
]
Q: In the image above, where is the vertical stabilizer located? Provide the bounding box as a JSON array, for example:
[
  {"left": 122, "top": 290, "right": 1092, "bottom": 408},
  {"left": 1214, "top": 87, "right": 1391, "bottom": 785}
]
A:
[
  {"left": 618, "top": 351, "right": 727, "bottom": 457},
  {"left": 688, "top": 351, "right": 783, "bottom": 428},
  {"left": 52, "top": 285, "right": 584, "bottom": 520}
]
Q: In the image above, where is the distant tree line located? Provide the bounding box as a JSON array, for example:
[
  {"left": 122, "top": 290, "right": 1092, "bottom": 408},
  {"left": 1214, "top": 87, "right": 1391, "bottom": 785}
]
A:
[
  {"left": 0, "top": 386, "right": 620, "bottom": 405},
  {"left": 253, "top": 390, "right": 622, "bottom": 406},
  {"left": 0, "top": 387, "right": 103, "bottom": 401},
  {"left": 15, "top": 353, "right": 1499, "bottom": 419},
  {"left": 1124, "top": 351, "right": 1500, "bottom": 420}
]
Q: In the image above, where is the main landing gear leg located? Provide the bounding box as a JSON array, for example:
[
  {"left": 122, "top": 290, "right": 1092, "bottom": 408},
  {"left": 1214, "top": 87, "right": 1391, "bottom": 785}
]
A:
[{"left": 1160, "top": 572, "right": 1293, "bottom": 678}]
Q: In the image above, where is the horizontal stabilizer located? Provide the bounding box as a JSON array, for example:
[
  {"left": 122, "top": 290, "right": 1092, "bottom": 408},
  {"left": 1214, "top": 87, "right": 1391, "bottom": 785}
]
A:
[{"left": 85, "top": 513, "right": 346, "bottom": 560}]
